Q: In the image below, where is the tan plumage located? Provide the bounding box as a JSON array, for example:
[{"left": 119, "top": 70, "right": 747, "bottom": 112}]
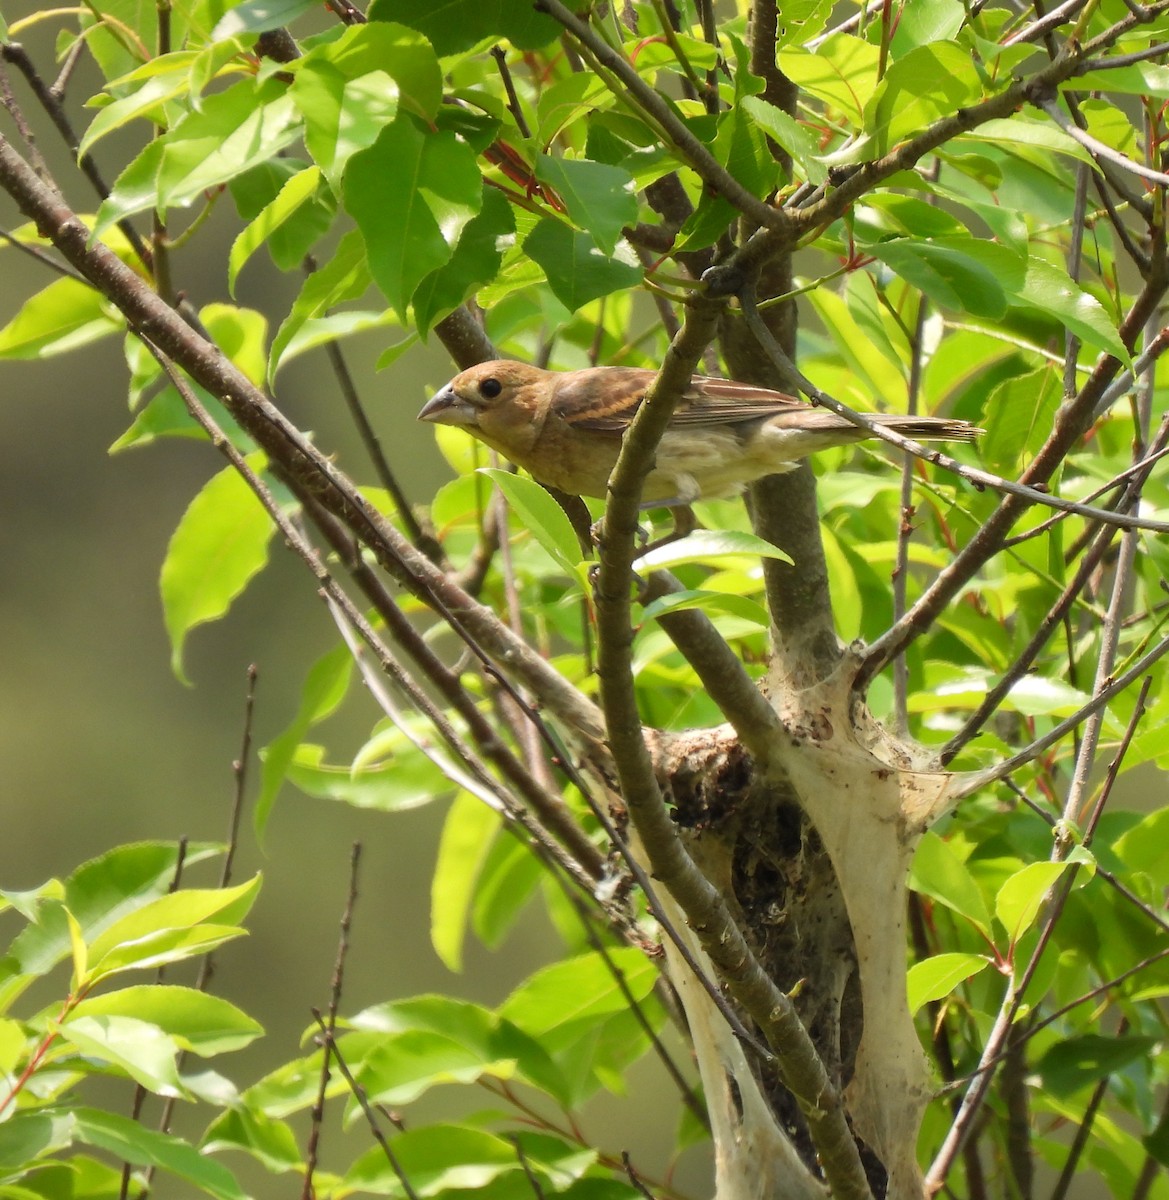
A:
[{"left": 419, "top": 360, "right": 980, "bottom": 506}]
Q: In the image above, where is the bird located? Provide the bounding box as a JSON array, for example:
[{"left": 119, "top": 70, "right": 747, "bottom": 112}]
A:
[{"left": 418, "top": 360, "right": 980, "bottom": 507}]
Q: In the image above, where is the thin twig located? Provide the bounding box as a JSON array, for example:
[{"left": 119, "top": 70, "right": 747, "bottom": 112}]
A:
[
  {"left": 1040, "top": 97, "right": 1169, "bottom": 185},
  {"left": 622, "top": 1151, "right": 658, "bottom": 1200},
  {"left": 312, "top": 1011, "right": 421, "bottom": 1200},
  {"left": 0, "top": 226, "right": 88, "bottom": 281},
  {"left": 739, "top": 293, "right": 1169, "bottom": 535},
  {"left": 0, "top": 43, "right": 153, "bottom": 269},
  {"left": 893, "top": 299, "right": 929, "bottom": 735},
  {"left": 301, "top": 253, "right": 441, "bottom": 562},
  {"left": 302, "top": 843, "right": 362, "bottom": 1200},
  {"left": 952, "top": 632, "right": 1169, "bottom": 797},
  {"left": 491, "top": 46, "right": 531, "bottom": 138}
]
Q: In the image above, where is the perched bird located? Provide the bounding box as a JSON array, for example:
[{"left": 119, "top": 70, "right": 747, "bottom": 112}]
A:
[{"left": 419, "top": 360, "right": 980, "bottom": 507}]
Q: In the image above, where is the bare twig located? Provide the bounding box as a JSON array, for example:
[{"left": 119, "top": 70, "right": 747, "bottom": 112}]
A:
[
  {"left": 491, "top": 46, "right": 531, "bottom": 138},
  {"left": 0, "top": 43, "right": 153, "bottom": 269},
  {"left": 952, "top": 633, "right": 1169, "bottom": 797},
  {"left": 893, "top": 299, "right": 929, "bottom": 734},
  {"left": 739, "top": 294, "right": 1169, "bottom": 535},
  {"left": 303, "top": 843, "right": 362, "bottom": 1200},
  {"left": 1040, "top": 97, "right": 1169, "bottom": 185},
  {"left": 312, "top": 1011, "right": 421, "bottom": 1200}
]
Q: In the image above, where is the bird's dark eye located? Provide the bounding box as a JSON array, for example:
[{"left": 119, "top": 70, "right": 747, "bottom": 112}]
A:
[{"left": 479, "top": 377, "right": 502, "bottom": 400}]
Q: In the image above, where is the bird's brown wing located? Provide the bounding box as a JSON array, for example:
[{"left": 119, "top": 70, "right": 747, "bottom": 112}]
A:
[{"left": 554, "top": 368, "right": 808, "bottom": 435}]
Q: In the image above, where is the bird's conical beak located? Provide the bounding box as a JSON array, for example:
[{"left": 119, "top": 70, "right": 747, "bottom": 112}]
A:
[{"left": 418, "top": 384, "right": 477, "bottom": 427}]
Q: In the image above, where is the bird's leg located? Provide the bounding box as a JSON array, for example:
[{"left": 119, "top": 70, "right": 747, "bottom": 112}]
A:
[
  {"left": 590, "top": 514, "right": 651, "bottom": 555},
  {"left": 632, "top": 502, "right": 700, "bottom": 554}
]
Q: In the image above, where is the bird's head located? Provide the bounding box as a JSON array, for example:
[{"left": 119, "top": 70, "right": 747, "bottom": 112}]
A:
[{"left": 418, "top": 360, "right": 549, "bottom": 454}]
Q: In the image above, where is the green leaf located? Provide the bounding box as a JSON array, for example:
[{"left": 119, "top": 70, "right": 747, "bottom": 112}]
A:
[
  {"left": 96, "top": 79, "right": 301, "bottom": 235},
  {"left": 367, "top": 0, "right": 563, "bottom": 55},
  {"left": 1036, "top": 1034, "right": 1158, "bottom": 1096},
  {"left": 293, "top": 63, "right": 398, "bottom": 183},
  {"left": 211, "top": 0, "right": 319, "bottom": 38},
  {"left": 500, "top": 949, "right": 658, "bottom": 1036},
  {"left": 715, "top": 104, "right": 782, "bottom": 199},
  {"left": 1011, "top": 256, "right": 1129, "bottom": 363},
  {"left": 0, "top": 844, "right": 212, "bottom": 1010},
  {"left": 994, "top": 860, "right": 1072, "bottom": 942},
  {"left": 356, "top": 1029, "right": 518, "bottom": 1107},
  {"left": 1115, "top": 807, "right": 1169, "bottom": 884},
  {"left": 778, "top": 34, "right": 881, "bottom": 127},
  {"left": 0, "top": 278, "right": 122, "bottom": 359},
  {"left": 432, "top": 792, "right": 501, "bottom": 972},
  {"left": 229, "top": 165, "right": 321, "bottom": 294},
  {"left": 0, "top": 1112, "right": 77, "bottom": 1171},
  {"left": 479, "top": 468, "right": 584, "bottom": 575},
  {"left": 202, "top": 303, "right": 269, "bottom": 386},
  {"left": 472, "top": 835, "right": 544, "bottom": 950},
  {"left": 981, "top": 365, "right": 1060, "bottom": 471},
  {"left": 345, "top": 1123, "right": 534, "bottom": 1195},
  {"left": 535, "top": 156, "right": 637, "bottom": 257},
  {"left": 868, "top": 237, "right": 1024, "bottom": 319},
  {"left": 281, "top": 311, "right": 404, "bottom": 369},
  {"left": 69, "top": 986, "right": 262, "bottom": 1055},
  {"left": 87, "top": 876, "right": 260, "bottom": 976},
  {"left": 909, "top": 831, "right": 992, "bottom": 933},
  {"left": 268, "top": 227, "right": 372, "bottom": 379},
  {"left": 350, "top": 995, "right": 569, "bottom": 1105},
  {"left": 160, "top": 460, "right": 276, "bottom": 684},
  {"left": 290, "top": 23, "right": 443, "bottom": 183},
  {"left": 255, "top": 644, "right": 354, "bottom": 836},
  {"left": 57, "top": 1015, "right": 185, "bottom": 1096},
  {"left": 1144, "top": 1105, "right": 1169, "bottom": 1168},
  {"left": 344, "top": 115, "right": 482, "bottom": 320},
  {"left": 285, "top": 742, "right": 451, "bottom": 810},
  {"left": 865, "top": 42, "right": 983, "bottom": 155},
  {"left": 889, "top": 0, "right": 966, "bottom": 55},
  {"left": 77, "top": 55, "right": 196, "bottom": 159},
  {"left": 640, "top": 589, "right": 770, "bottom": 629},
  {"left": 740, "top": 96, "right": 827, "bottom": 185},
  {"left": 203, "top": 1107, "right": 302, "bottom": 1172},
  {"left": 413, "top": 186, "right": 514, "bottom": 337},
  {"left": 960, "top": 116, "right": 1096, "bottom": 168},
  {"left": 523, "top": 218, "right": 642, "bottom": 313},
  {"left": 73, "top": 1108, "right": 246, "bottom": 1200},
  {"left": 634, "top": 529, "right": 794, "bottom": 571},
  {"left": 907, "top": 952, "right": 990, "bottom": 1014},
  {"left": 228, "top": 157, "right": 336, "bottom": 274}
]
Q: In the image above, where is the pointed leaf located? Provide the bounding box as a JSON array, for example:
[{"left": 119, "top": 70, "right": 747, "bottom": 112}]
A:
[
  {"left": 907, "top": 953, "right": 990, "bottom": 1014},
  {"left": 635, "top": 529, "right": 793, "bottom": 571},
  {"left": 345, "top": 115, "right": 482, "bottom": 319},
  {"left": 479, "top": 468, "right": 583, "bottom": 575},
  {"left": 523, "top": 218, "right": 642, "bottom": 313},
  {"left": 160, "top": 460, "right": 276, "bottom": 683},
  {"left": 0, "top": 278, "right": 121, "bottom": 359},
  {"left": 432, "top": 793, "right": 500, "bottom": 972}
]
